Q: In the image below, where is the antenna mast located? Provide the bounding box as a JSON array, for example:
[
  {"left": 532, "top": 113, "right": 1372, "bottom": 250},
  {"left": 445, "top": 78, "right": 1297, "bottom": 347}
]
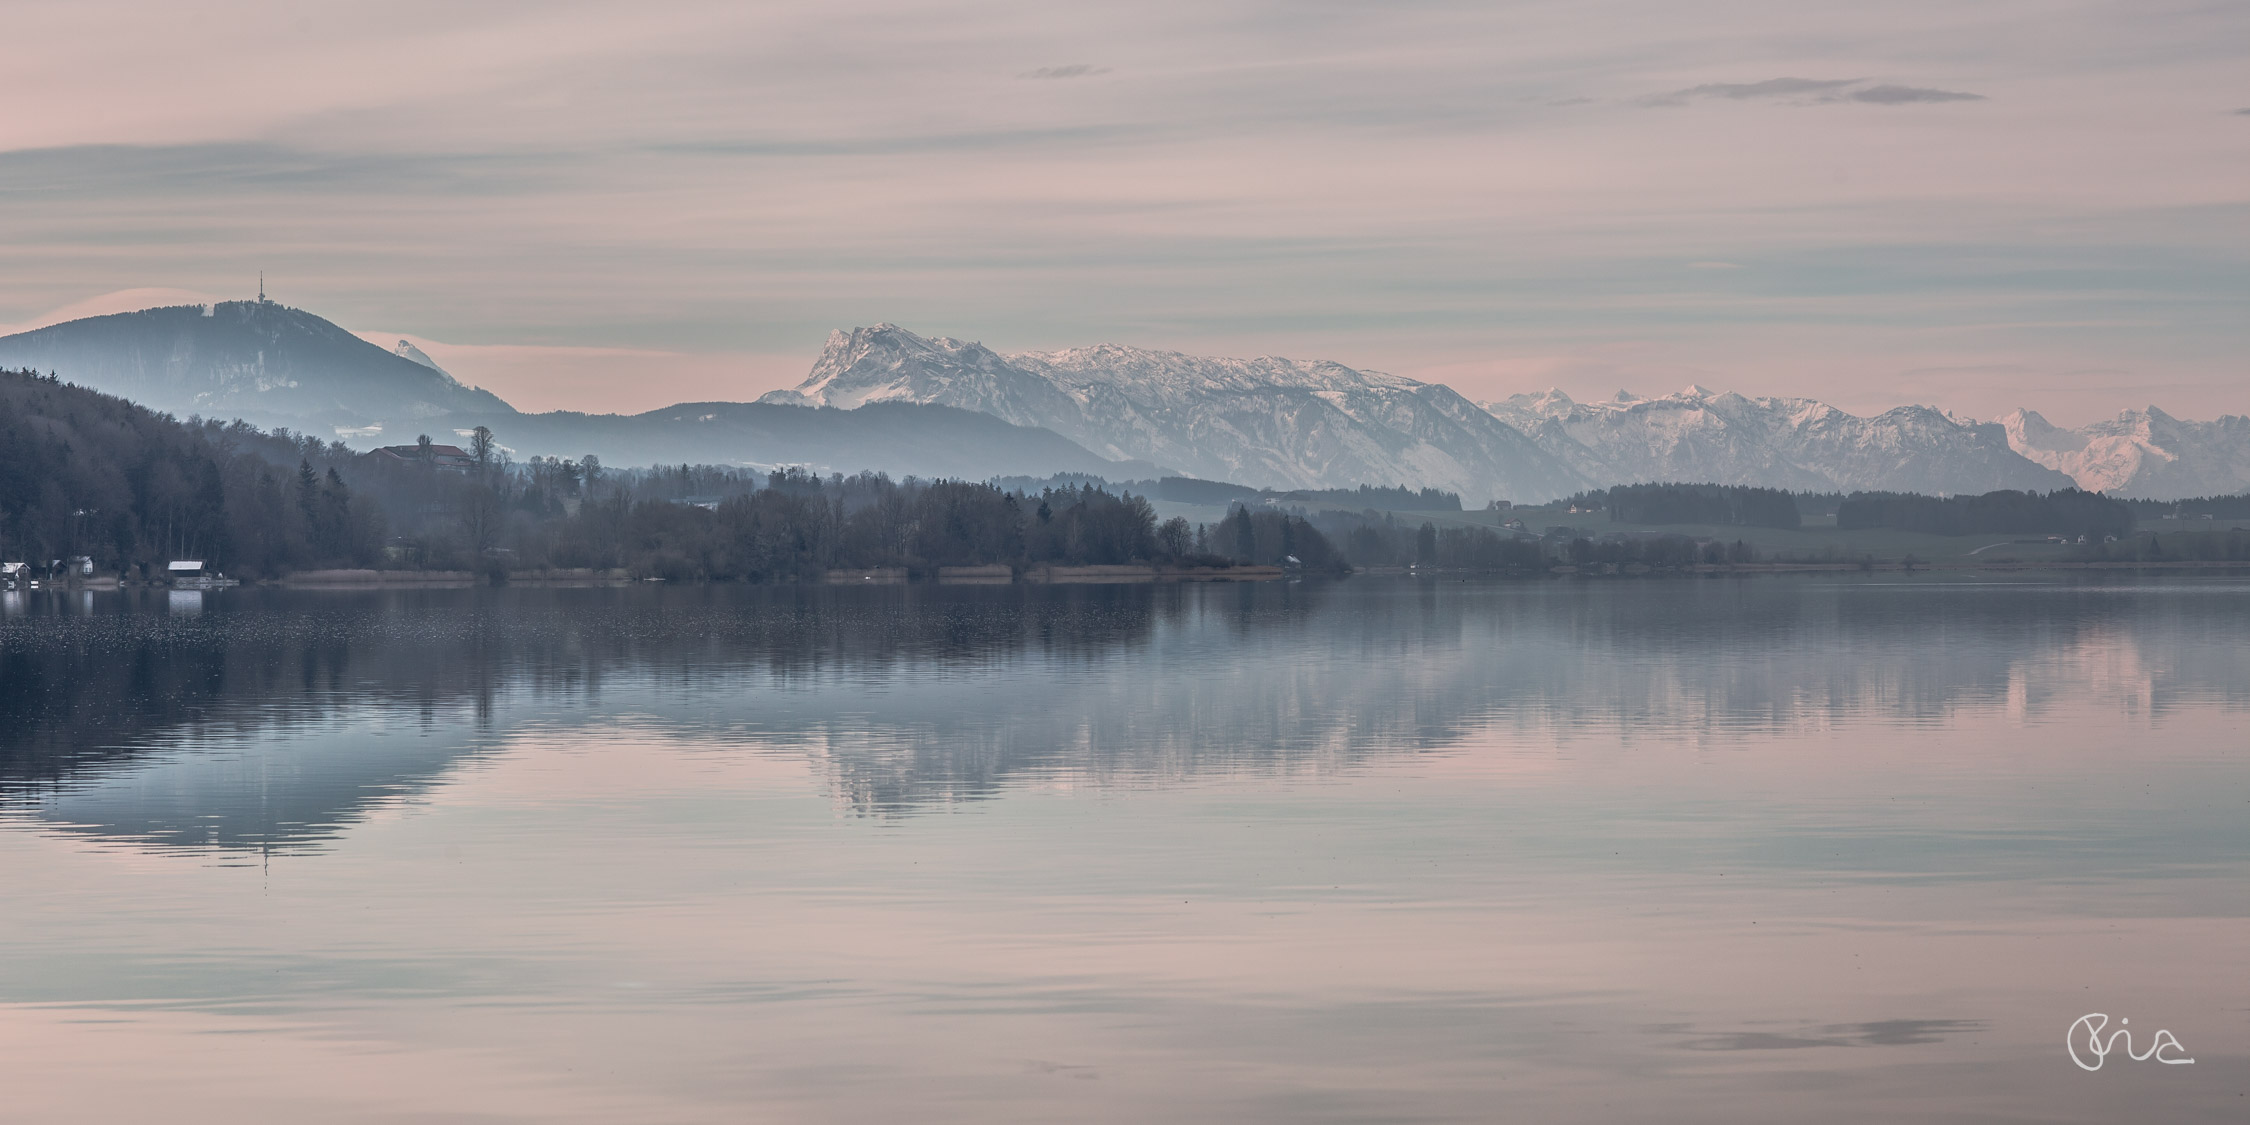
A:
[{"left": 258, "top": 272, "right": 266, "bottom": 302}]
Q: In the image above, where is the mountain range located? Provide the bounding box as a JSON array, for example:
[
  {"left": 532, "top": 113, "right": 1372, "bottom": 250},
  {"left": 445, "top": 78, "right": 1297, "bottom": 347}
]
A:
[
  {"left": 0, "top": 302, "right": 1155, "bottom": 482},
  {"left": 1999, "top": 407, "right": 2250, "bottom": 498},
  {"left": 1480, "top": 386, "right": 2077, "bottom": 496},
  {"left": 759, "top": 325, "right": 1583, "bottom": 502},
  {"left": 2, "top": 301, "right": 2243, "bottom": 501}
]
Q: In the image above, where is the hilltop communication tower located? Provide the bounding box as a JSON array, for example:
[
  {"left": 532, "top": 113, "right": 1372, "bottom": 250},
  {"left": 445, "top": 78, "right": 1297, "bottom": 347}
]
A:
[{"left": 258, "top": 272, "right": 267, "bottom": 303}]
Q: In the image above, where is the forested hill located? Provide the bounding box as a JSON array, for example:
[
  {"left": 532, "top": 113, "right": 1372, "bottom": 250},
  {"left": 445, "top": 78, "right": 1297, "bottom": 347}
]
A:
[
  {"left": 0, "top": 368, "right": 386, "bottom": 574},
  {"left": 0, "top": 301, "right": 512, "bottom": 433},
  {"left": 0, "top": 368, "right": 1344, "bottom": 580},
  {"left": 1571, "top": 483, "right": 1803, "bottom": 528},
  {"left": 1838, "top": 489, "right": 2134, "bottom": 539}
]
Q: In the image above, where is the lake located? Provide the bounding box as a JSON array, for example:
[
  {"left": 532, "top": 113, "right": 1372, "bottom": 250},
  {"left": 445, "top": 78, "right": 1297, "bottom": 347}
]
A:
[{"left": 0, "top": 576, "right": 2242, "bottom": 1122}]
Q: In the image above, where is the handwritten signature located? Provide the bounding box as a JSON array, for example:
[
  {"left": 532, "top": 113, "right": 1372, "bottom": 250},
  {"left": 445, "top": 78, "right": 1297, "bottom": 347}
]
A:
[{"left": 2068, "top": 1014, "right": 2194, "bottom": 1071}]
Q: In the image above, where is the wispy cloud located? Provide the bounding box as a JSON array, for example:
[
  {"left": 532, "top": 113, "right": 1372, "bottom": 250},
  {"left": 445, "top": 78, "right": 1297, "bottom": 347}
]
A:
[
  {"left": 1653, "top": 77, "right": 1858, "bottom": 105},
  {"left": 1673, "top": 1019, "right": 1986, "bottom": 1051},
  {"left": 1850, "top": 84, "right": 1984, "bottom": 104},
  {"left": 1019, "top": 64, "right": 1109, "bottom": 80},
  {"left": 0, "top": 142, "right": 568, "bottom": 200},
  {"left": 1644, "top": 77, "right": 1983, "bottom": 107}
]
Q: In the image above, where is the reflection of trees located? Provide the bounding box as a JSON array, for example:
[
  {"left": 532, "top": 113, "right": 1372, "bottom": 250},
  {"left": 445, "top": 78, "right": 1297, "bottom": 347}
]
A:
[
  {"left": 2, "top": 578, "right": 2245, "bottom": 836},
  {"left": 780, "top": 579, "right": 2250, "bottom": 812}
]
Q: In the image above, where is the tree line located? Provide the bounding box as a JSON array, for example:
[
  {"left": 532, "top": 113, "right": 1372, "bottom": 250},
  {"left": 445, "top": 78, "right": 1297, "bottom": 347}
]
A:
[
  {"left": 0, "top": 369, "right": 1346, "bottom": 580},
  {"left": 1308, "top": 508, "right": 1760, "bottom": 570},
  {"left": 1148, "top": 477, "right": 1463, "bottom": 511},
  {"left": 1837, "top": 488, "right": 2133, "bottom": 539},
  {"left": 538, "top": 474, "right": 1344, "bottom": 581},
  {"left": 1555, "top": 482, "right": 2151, "bottom": 540},
  {"left": 14, "top": 366, "right": 2217, "bottom": 582},
  {"left": 2120, "top": 494, "right": 2250, "bottom": 520},
  {"left": 1566, "top": 483, "right": 1804, "bottom": 528}
]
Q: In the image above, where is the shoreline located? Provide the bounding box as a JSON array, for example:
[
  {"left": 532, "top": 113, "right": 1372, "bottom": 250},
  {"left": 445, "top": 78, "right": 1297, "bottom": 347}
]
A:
[
  {"left": 21, "top": 557, "right": 2238, "bottom": 594},
  {"left": 31, "top": 531, "right": 2236, "bottom": 594}
]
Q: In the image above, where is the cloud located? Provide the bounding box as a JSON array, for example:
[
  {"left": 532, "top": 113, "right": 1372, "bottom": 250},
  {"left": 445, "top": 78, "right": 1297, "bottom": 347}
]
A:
[
  {"left": 2236, "top": 108, "right": 2250, "bottom": 115},
  {"left": 1663, "top": 77, "right": 1859, "bottom": 103},
  {"left": 0, "top": 142, "right": 567, "bottom": 200},
  {"left": 1849, "top": 84, "right": 1984, "bottom": 104},
  {"left": 1645, "top": 77, "right": 1982, "bottom": 107},
  {"left": 1019, "top": 64, "right": 1109, "bottom": 80},
  {"left": 0, "top": 287, "right": 226, "bottom": 335}
]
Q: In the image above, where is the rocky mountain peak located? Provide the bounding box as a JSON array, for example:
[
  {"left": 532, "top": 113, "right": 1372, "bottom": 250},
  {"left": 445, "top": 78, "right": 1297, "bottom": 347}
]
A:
[
  {"left": 780, "top": 324, "right": 1580, "bottom": 501},
  {"left": 393, "top": 339, "right": 449, "bottom": 378}
]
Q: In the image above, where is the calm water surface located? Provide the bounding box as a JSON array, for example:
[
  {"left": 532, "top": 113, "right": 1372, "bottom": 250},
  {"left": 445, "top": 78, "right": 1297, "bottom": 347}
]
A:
[{"left": 0, "top": 576, "right": 2243, "bottom": 1122}]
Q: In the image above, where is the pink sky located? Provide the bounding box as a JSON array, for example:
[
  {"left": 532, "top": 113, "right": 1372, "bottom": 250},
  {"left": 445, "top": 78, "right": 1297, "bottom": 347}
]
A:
[{"left": 0, "top": 0, "right": 2243, "bottom": 424}]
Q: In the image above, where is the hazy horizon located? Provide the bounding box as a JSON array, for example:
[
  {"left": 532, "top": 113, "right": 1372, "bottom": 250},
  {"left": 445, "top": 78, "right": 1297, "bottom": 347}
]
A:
[
  {"left": 3, "top": 1, "right": 2243, "bottom": 426},
  {"left": 0, "top": 289, "right": 2234, "bottom": 431}
]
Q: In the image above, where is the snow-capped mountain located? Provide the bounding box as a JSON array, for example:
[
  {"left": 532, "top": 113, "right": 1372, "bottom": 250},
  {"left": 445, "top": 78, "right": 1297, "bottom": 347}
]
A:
[
  {"left": 0, "top": 301, "right": 512, "bottom": 434},
  {"left": 0, "top": 302, "right": 1151, "bottom": 480},
  {"left": 762, "top": 325, "right": 1584, "bottom": 502},
  {"left": 1481, "top": 386, "right": 2076, "bottom": 495},
  {"left": 17, "top": 298, "right": 2241, "bottom": 499},
  {"left": 392, "top": 339, "right": 451, "bottom": 378},
  {"left": 2000, "top": 407, "right": 2250, "bottom": 498}
]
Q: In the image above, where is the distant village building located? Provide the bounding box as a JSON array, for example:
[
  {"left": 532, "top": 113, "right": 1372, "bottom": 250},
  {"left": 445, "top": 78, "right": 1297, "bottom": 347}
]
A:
[{"left": 368, "top": 443, "right": 477, "bottom": 471}]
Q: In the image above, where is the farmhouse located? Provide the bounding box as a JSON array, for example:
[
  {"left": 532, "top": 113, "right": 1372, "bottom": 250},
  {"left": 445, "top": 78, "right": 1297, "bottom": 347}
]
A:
[{"left": 368, "top": 443, "right": 477, "bottom": 471}]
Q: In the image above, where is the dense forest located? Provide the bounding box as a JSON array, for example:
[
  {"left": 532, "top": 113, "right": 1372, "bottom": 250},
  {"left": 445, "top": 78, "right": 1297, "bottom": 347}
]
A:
[
  {"left": 538, "top": 474, "right": 1344, "bottom": 581},
  {"left": 1308, "top": 509, "right": 1759, "bottom": 570},
  {"left": 0, "top": 369, "right": 389, "bottom": 574},
  {"left": 0, "top": 369, "right": 1343, "bottom": 580},
  {"left": 1566, "top": 483, "right": 1803, "bottom": 528},
  {"left": 1272, "top": 484, "right": 1461, "bottom": 511},
  {"left": 1837, "top": 488, "right": 2133, "bottom": 538},
  {"left": 2121, "top": 494, "right": 2250, "bottom": 520},
  {"left": 1148, "top": 477, "right": 1462, "bottom": 511}
]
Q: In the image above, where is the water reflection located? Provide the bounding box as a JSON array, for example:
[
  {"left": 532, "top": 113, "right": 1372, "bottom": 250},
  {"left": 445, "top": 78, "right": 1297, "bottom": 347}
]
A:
[
  {"left": 1, "top": 577, "right": 2246, "bottom": 846},
  {"left": 2, "top": 577, "right": 2246, "bottom": 1123}
]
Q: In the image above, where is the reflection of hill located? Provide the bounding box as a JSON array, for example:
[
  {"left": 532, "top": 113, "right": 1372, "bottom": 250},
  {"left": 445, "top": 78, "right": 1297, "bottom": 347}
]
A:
[
  {"left": 2, "top": 578, "right": 2246, "bottom": 840},
  {"left": 29, "top": 718, "right": 490, "bottom": 852}
]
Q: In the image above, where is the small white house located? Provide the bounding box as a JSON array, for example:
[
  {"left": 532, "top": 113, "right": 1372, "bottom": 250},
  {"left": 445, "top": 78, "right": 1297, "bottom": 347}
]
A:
[{"left": 168, "top": 560, "right": 207, "bottom": 578}]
